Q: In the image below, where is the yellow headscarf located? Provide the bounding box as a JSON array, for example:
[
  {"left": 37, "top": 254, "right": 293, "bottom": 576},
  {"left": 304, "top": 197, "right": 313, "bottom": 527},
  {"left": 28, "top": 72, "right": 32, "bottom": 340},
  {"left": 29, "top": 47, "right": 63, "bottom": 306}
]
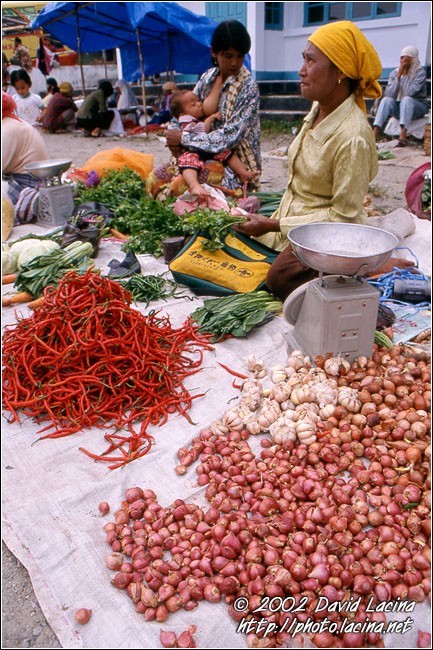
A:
[{"left": 309, "top": 20, "right": 382, "bottom": 113}]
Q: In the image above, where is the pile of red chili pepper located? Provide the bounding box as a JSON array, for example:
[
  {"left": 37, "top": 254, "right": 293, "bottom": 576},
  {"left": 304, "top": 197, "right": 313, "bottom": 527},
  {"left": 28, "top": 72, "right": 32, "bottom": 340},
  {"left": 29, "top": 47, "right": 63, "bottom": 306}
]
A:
[{"left": 2, "top": 269, "right": 213, "bottom": 469}]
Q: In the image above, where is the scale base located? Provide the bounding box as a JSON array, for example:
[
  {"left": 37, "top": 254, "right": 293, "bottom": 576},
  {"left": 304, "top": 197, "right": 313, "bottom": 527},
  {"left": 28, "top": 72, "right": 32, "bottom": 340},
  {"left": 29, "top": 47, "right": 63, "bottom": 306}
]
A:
[
  {"left": 38, "top": 185, "right": 74, "bottom": 228},
  {"left": 283, "top": 275, "right": 380, "bottom": 363}
]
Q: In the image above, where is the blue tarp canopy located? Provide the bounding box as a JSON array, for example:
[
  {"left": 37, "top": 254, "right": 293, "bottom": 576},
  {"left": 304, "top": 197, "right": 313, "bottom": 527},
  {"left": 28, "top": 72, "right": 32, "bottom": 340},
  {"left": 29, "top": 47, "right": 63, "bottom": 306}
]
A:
[{"left": 30, "top": 1, "right": 218, "bottom": 79}]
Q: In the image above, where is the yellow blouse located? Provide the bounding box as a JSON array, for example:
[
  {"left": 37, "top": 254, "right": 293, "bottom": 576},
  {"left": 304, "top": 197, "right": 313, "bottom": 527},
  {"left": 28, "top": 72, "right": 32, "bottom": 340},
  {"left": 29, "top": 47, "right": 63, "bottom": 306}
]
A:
[{"left": 258, "top": 94, "right": 378, "bottom": 251}]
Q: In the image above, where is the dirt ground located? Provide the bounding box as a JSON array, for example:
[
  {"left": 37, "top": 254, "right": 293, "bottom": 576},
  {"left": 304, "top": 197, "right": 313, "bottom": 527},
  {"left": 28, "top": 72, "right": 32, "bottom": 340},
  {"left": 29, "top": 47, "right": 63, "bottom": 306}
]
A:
[{"left": 1, "top": 127, "right": 430, "bottom": 649}]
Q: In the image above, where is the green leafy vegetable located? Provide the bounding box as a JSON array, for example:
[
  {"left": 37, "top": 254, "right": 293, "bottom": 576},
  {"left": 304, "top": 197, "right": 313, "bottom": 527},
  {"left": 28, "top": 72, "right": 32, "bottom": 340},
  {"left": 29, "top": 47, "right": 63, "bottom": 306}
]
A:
[
  {"left": 76, "top": 168, "right": 247, "bottom": 256},
  {"left": 14, "top": 241, "right": 94, "bottom": 298},
  {"left": 182, "top": 208, "right": 246, "bottom": 252},
  {"left": 192, "top": 291, "right": 283, "bottom": 341},
  {"left": 377, "top": 150, "right": 396, "bottom": 160}
]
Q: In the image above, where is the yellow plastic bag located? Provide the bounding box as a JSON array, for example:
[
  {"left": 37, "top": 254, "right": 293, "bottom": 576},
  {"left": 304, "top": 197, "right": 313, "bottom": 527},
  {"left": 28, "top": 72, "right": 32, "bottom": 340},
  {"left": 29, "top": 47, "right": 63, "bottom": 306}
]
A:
[{"left": 76, "top": 148, "right": 153, "bottom": 180}]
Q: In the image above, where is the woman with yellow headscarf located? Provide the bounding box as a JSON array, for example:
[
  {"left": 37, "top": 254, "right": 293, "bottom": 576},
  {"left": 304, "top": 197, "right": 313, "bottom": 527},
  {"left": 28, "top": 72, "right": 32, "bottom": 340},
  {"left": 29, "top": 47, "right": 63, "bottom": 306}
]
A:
[{"left": 236, "top": 21, "right": 412, "bottom": 300}]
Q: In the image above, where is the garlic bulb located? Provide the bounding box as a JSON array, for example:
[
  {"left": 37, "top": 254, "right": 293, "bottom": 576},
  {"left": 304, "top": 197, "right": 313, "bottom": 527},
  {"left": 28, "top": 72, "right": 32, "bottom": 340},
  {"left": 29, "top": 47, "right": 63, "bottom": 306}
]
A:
[
  {"left": 296, "top": 419, "right": 317, "bottom": 441},
  {"left": 210, "top": 420, "right": 229, "bottom": 435},
  {"left": 270, "top": 382, "right": 292, "bottom": 403},
  {"left": 280, "top": 399, "right": 295, "bottom": 412},
  {"left": 319, "top": 404, "right": 336, "bottom": 419},
  {"left": 295, "top": 403, "right": 319, "bottom": 421},
  {"left": 241, "top": 392, "right": 262, "bottom": 411},
  {"left": 247, "top": 355, "right": 267, "bottom": 379},
  {"left": 311, "top": 380, "right": 338, "bottom": 408},
  {"left": 222, "top": 408, "right": 244, "bottom": 431},
  {"left": 305, "top": 367, "right": 328, "bottom": 383},
  {"left": 337, "top": 387, "right": 361, "bottom": 413},
  {"left": 324, "top": 356, "right": 350, "bottom": 377},
  {"left": 244, "top": 414, "right": 263, "bottom": 435},
  {"left": 271, "top": 366, "right": 287, "bottom": 383},
  {"left": 286, "top": 355, "right": 305, "bottom": 371},
  {"left": 240, "top": 379, "right": 263, "bottom": 411},
  {"left": 269, "top": 415, "right": 297, "bottom": 445},
  {"left": 298, "top": 434, "right": 317, "bottom": 446},
  {"left": 291, "top": 386, "right": 313, "bottom": 405}
]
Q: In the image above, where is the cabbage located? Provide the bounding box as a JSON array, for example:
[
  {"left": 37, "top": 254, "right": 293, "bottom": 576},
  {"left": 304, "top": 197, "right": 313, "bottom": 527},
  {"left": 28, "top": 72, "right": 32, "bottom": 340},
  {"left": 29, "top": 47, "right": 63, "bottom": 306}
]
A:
[
  {"left": 9, "top": 238, "right": 45, "bottom": 258},
  {"left": 17, "top": 240, "right": 61, "bottom": 269},
  {"left": 2, "top": 243, "right": 18, "bottom": 275}
]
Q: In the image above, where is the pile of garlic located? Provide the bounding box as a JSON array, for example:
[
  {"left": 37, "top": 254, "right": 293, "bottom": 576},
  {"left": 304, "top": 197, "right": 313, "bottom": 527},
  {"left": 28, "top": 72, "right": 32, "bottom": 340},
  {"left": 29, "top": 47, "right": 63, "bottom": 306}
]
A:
[{"left": 209, "top": 351, "right": 362, "bottom": 447}]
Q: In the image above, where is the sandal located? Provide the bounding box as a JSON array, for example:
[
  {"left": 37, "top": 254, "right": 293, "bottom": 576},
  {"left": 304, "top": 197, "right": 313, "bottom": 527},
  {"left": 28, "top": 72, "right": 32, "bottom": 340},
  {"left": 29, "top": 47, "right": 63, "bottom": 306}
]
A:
[
  {"left": 91, "top": 128, "right": 101, "bottom": 138},
  {"left": 396, "top": 139, "right": 408, "bottom": 148}
]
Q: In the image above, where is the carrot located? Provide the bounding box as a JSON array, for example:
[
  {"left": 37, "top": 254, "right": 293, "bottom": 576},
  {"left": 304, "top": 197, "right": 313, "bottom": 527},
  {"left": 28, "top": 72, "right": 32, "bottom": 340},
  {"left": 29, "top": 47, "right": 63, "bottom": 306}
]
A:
[
  {"left": 2, "top": 274, "right": 17, "bottom": 285},
  {"left": 2, "top": 292, "right": 33, "bottom": 307},
  {"left": 110, "top": 228, "right": 129, "bottom": 240},
  {"left": 28, "top": 297, "right": 45, "bottom": 310}
]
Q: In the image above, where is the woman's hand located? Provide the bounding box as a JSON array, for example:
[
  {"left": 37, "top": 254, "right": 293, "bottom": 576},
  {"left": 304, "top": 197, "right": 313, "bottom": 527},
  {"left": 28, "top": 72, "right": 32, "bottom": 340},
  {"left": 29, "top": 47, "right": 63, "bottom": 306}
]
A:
[
  {"left": 233, "top": 213, "right": 280, "bottom": 237},
  {"left": 165, "top": 128, "right": 182, "bottom": 157},
  {"left": 165, "top": 128, "right": 182, "bottom": 147}
]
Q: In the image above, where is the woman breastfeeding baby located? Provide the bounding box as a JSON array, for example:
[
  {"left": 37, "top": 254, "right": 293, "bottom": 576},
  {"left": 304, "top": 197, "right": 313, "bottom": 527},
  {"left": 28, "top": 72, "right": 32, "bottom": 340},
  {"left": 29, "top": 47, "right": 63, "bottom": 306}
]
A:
[
  {"left": 169, "top": 88, "right": 259, "bottom": 200},
  {"left": 148, "top": 20, "right": 261, "bottom": 201}
]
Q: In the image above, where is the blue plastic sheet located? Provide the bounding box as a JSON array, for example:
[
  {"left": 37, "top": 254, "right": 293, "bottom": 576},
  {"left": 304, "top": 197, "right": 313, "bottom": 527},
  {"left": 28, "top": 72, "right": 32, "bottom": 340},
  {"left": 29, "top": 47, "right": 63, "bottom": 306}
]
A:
[{"left": 31, "top": 1, "right": 218, "bottom": 78}]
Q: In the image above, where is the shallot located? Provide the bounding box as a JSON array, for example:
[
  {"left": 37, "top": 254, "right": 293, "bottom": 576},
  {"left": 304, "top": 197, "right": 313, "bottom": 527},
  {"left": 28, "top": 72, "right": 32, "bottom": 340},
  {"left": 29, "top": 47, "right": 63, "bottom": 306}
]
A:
[
  {"left": 101, "top": 343, "right": 430, "bottom": 649},
  {"left": 74, "top": 608, "right": 92, "bottom": 625}
]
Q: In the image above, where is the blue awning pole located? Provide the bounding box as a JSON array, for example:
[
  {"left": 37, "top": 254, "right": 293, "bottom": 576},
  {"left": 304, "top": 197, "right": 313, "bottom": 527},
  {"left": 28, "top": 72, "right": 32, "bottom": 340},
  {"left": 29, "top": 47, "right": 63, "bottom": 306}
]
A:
[
  {"left": 136, "top": 27, "right": 148, "bottom": 136},
  {"left": 74, "top": 4, "right": 86, "bottom": 97}
]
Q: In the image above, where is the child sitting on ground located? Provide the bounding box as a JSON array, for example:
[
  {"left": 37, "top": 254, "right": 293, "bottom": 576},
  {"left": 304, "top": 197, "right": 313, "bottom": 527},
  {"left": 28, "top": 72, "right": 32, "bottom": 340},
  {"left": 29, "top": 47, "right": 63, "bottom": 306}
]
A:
[
  {"left": 169, "top": 89, "right": 259, "bottom": 199},
  {"left": 10, "top": 69, "right": 44, "bottom": 127}
]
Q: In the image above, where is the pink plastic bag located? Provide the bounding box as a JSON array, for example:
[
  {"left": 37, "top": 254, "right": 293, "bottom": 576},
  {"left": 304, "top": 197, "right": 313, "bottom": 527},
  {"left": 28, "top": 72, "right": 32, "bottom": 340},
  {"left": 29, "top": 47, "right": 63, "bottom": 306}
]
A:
[{"left": 405, "top": 162, "right": 431, "bottom": 220}]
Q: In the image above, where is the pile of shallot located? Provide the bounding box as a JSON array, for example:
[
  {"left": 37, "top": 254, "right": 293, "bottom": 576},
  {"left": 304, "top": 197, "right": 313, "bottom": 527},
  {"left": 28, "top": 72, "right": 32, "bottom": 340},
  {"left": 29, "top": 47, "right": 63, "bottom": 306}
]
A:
[{"left": 102, "top": 343, "right": 430, "bottom": 648}]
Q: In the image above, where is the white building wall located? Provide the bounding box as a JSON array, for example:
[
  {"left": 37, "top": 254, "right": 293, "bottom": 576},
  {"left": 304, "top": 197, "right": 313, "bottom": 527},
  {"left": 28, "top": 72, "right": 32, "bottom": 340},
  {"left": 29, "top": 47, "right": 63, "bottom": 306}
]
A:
[
  {"left": 176, "top": 2, "right": 431, "bottom": 79},
  {"left": 178, "top": 1, "right": 206, "bottom": 14}
]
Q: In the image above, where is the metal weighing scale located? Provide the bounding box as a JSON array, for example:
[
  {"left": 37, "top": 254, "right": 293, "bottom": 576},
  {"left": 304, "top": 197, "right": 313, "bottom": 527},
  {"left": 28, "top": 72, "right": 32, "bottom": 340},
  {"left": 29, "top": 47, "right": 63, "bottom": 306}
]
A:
[
  {"left": 283, "top": 223, "right": 399, "bottom": 362},
  {"left": 24, "top": 159, "right": 74, "bottom": 227}
]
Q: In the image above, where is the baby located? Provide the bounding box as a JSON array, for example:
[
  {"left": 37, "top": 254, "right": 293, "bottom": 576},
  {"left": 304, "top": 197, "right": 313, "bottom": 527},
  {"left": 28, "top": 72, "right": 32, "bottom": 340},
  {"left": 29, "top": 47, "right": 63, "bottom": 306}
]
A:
[{"left": 169, "top": 89, "right": 259, "bottom": 199}]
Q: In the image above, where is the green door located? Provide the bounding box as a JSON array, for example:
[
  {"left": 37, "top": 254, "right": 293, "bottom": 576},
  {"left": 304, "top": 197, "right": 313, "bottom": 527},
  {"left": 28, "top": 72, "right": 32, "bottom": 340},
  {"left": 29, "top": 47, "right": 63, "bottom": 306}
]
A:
[{"left": 205, "top": 2, "right": 247, "bottom": 26}]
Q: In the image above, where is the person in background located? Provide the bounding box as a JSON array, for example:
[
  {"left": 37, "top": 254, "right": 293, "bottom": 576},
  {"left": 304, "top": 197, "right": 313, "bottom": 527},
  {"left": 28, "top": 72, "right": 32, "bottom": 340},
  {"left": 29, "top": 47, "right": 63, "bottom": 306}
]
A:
[
  {"left": 76, "top": 80, "right": 115, "bottom": 137},
  {"left": 2, "top": 91, "right": 48, "bottom": 207},
  {"left": 2, "top": 57, "right": 15, "bottom": 97},
  {"left": 115, "top": 79, "right": 138, "bottom": 109},
  {"left": 2, "top": 51, "right": 9, "bottom": 80},
  {"left": 42, "top": 77, "right": 59, "bottom": 108},
  {"left": 9, "top": 37, "right": 33, "bottom": 73},
  {"left": 159, "top": 80, "right": 178, "bottom": 122},
  {"left": 147, "top": 81, "right": 177, "bottom": 125},
  {"left": 373, "top": 46, "right": 429, "bottom": 147},
  {"left": 164, "top": 20, "right": 261, "bottom": 194},
  {"left": 42, "top": 81, "right": 77, "bottom": 133},
  {"left": 234, "top": 21, "right": 412, "bottom": 300},
  {"left": 10, "top": 69, "right": 44, "bottom": 127}
]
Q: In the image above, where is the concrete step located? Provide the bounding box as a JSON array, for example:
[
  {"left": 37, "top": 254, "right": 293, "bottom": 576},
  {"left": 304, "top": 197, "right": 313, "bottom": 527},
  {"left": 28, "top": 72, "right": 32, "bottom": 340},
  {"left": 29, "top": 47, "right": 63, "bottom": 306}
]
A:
[
  {"left": 257, "top": 80, "right": 302, "bottom": 95},
  {"left": 260, "top": 94, "right": 311, "bottom": 111},
  {"left": 259, "top": 109, "right": 308, "bottom": 122}
]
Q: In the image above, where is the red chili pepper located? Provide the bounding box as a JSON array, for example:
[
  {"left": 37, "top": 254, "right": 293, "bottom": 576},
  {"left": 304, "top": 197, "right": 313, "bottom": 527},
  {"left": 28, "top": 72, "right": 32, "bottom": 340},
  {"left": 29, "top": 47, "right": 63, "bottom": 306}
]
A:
[
  {"left": 216, "top": 361, "right": 248, "bottom": 379},
  {"left": 2, "top": 269, "right": 213, "bottom": 469}
]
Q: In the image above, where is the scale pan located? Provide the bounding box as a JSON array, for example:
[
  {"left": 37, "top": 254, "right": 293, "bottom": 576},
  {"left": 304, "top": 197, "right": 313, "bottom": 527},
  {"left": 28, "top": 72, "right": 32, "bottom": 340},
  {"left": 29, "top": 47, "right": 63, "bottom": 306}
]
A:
[
  {"left": 288, "top": 223, "right": 398, "bottom": 275},
  {"left": 24, "top": 159, "right": 72, "bottom": 179}
]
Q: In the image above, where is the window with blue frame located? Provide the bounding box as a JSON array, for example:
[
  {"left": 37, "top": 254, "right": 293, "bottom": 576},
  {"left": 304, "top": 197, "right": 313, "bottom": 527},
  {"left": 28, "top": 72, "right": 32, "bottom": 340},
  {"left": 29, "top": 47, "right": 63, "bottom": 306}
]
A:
[
  {"left": 265, "top": 2, "right": 284, "bottom": 30},
  {"left": 305, "top": 2, "right": 402, "bottom": 25}
]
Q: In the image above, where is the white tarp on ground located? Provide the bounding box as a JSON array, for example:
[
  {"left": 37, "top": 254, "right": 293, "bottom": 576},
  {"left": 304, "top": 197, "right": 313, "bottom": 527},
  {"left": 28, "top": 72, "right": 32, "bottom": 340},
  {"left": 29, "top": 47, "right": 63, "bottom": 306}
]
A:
[{"left": 2, "top": 215, "right": 431, "bottom": 649}]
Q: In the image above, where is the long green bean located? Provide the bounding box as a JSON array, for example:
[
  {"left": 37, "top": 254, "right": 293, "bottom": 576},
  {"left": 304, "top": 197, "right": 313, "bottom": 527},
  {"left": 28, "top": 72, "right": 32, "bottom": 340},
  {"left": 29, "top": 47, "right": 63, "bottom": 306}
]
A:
[{"left": 119, "top": 273, "right": 193, "bottom": 306}]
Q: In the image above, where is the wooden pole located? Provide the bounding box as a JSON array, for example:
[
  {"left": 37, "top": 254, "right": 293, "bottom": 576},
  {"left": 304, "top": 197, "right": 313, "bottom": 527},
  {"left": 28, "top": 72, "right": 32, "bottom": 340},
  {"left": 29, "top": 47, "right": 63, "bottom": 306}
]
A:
[
  {"left": 103, "top": 49, "right": 107, "bottom": 79},
  {"left": 75, "top": 6, "right": 86, "bottom": 97},
  {"left": 136, "top": 28, "right": 148, "bottom": 137}
]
